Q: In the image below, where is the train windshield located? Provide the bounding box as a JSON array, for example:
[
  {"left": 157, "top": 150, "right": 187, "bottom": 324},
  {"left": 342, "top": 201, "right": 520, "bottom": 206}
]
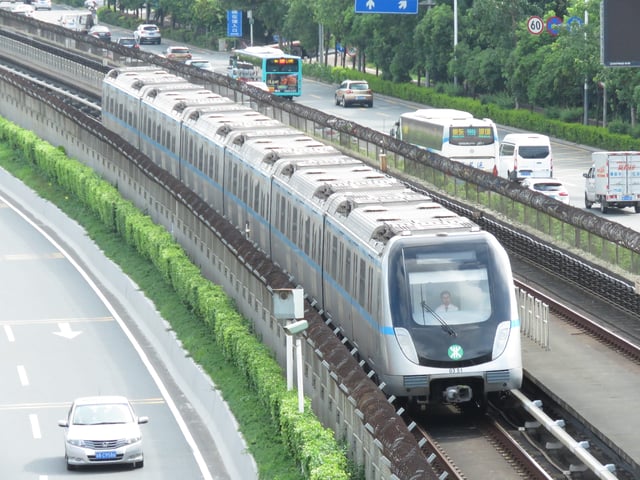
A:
[{"left": 388, "top": 237, "right": 512, "bottom": 367}]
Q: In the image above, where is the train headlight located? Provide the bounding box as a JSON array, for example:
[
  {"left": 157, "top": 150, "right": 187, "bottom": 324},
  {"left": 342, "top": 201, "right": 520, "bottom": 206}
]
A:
[
  {"left": 394, "top": 328, "right": 419, "bottom": 363},
  {"left": 492, "top": 321, "right": 511, "bottom": 358}
]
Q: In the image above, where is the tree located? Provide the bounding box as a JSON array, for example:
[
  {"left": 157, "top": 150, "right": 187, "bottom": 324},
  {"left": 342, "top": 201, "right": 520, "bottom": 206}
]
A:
[
  {"left": 363, "top": 14, "right": 419, "bottom": 81},
  {"left": 191, "top": 0, "right": 226, "bottom": 36},
  {"left": 413, "top": 4, "right": 454, "bottom": 85},
  {"left": 282, "top": 0, "right": 318, "bottom": 56}
]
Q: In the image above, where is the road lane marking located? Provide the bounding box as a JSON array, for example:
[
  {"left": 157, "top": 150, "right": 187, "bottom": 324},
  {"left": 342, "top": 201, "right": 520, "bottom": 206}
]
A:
[
  {"left": 0, "top": 252, "right": 64, "bottom": 261},
  {"left": 1, "top": 191, "right": 215, "bottom": 480},
  {"left": 4, "top": 325, "right": 15, "bottom": 342},
  {"left": 29, "top": 413, "right": 41, "bottom": 439},
  {"left": 53, "top": 322, "right": 82, "bottom": 339},
  {"left": 0, "top": 316, "right": 113, "bottom": 326},
  {"left": 0, "top": 397, "right": 164, "bottom": 411},
  {"left": 17, "top": 365, "right": 29, "bottom": 386}
]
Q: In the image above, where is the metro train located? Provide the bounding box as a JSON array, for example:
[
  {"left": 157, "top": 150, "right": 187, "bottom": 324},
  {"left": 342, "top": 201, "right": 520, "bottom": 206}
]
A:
[{"left": 102, "top": 67, "right": 522, "bottom": 408}]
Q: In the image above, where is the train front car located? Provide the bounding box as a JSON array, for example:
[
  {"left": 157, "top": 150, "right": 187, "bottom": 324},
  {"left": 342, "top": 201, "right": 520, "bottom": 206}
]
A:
[{"left": 382, "top": 228, "right": 522, "bottom": 409}]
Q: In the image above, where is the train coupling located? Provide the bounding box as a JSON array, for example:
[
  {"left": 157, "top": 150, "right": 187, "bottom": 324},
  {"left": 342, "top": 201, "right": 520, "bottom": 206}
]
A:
[{"left": 443, "top": 385, "right": 472, "bottom": 403}]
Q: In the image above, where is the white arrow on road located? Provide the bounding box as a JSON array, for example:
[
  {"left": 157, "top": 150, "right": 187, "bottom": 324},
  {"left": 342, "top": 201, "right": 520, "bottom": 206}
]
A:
[{"left": 53, "top": 322, "right": 82, "bottom": 339}]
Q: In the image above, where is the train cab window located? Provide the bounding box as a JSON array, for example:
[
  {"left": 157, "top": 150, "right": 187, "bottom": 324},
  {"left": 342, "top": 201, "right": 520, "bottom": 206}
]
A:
[
  {"left": 388, "top": 241, "right": 511, "bottom": 330},
  {"left": 407, "top": 268, "right": 490, "bottom": 326}
]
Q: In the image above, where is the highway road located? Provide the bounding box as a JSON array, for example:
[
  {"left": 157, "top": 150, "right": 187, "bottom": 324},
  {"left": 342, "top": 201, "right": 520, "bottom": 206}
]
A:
[
  {"left": 0, "top": 172, "right": 238, "bottom": 479},
  {"left": 148, "top": 36, "right": 640, "bottom": 230},
  {"left": 31, "top": 6, "right": 640, "bottom": 231}
]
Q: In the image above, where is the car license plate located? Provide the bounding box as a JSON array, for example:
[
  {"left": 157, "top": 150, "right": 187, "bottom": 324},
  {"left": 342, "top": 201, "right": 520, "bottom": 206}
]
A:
[
  {"left": 96, "top": 451, "right": 117, "bottom": 460},
  {"left": 356, "top": 96, "right": 366, "bottom": 100},
  {"left": 520, "top": 171, "right": 531, "bottom": 176},
  {"left": 622, "top": 195, "right": 632, "bottom": 200}
]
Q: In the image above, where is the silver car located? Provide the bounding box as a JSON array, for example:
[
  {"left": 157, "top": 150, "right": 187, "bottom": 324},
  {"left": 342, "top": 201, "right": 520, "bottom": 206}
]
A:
[
  {"left": 185, "top": 58, "right": 214, "bottom": 71},
  {"left": 58, "top": 396, "right": 149, "bottom": 470},
  {"left": 133, "top": 24, "right": 161, "bottom": 45},
  {"left": 334, "top": 79, "right": 373, "bottom": 108}
]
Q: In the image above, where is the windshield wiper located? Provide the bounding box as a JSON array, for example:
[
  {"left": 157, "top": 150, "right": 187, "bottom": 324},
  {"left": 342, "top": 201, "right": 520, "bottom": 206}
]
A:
[{"left": 421, "top": 301, "right": 457, "bottom": 337}]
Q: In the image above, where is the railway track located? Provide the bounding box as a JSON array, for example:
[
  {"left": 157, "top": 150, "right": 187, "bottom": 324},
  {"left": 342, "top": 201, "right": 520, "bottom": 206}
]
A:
[
  {"left": 2, "top": 50, "right": 639, "bottom": 480},
  {"left": 0, "top": 59, "right": 101, "bottom": 117}
]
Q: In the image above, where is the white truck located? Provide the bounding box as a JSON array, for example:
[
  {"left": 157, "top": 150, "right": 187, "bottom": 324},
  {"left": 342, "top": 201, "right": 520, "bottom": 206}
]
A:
[{"left": 583, "top": 151, "right": 640, "bottom": 213}]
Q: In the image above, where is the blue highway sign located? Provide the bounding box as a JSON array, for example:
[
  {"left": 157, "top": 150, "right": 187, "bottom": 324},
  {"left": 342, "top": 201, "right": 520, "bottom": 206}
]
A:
[
  {"left": 227, "top": 10, "right": 242, "bottom": 37},
  {"left": 355, "top": 0, "right": 418, "bottom": 14}
]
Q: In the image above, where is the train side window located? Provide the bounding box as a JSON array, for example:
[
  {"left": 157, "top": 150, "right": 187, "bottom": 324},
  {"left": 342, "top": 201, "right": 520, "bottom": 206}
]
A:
[
  {"left": 303, "top": 216, "right": 310, "bottom": 255},
  {"left": 311, "top": 221, "right": 321, "bottom": 264},
  {"left": 253, "top": 181, "right": 260, "bottom": 215},
  {"left": 243, "top": 170, "right": 250, "bottom": 204},
  {"left": 371, "top": 268, "right": 380, "bottom": 319},
  {"left": 212, "top": 152, "right": 220, "bottom": 180},
  {"left": 291, "top": 205, "right": 298, "bottom": 243},
  {"left": 279, "top": 194, "right": 286, "bottom": 232},
  {"left": 358, "top": 257, "right": 366, "bottom": 303},
  {"left": 229, "top": 163, "right": 237, "bottom": 194},
  {"left": 343, "top": 249, "right": 351, "bottom": 294},
  {"left": 367, "top": 265, "right": 374, "bottom": 315},
  {"left": 330, "top": 235, "right": 338, "bottom": 279}
]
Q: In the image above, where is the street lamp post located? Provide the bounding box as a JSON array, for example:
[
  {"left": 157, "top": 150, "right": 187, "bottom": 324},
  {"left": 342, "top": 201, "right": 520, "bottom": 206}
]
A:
[
  {"left": 583, "top": 1, "right": 589, "bottom": 125},
  {"left": 453, "top": 0, "right": 458, "bottom": 87}
]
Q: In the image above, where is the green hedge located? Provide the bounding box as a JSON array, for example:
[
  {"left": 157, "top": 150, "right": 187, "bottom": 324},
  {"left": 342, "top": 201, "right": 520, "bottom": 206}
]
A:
[{"left": 0, "top": 117, "right": 350, "bottom": 480}]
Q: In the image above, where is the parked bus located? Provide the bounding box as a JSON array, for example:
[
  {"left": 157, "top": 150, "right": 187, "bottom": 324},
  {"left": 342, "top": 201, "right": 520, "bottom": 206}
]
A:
[
  {"left": 391, "top": 109, "right": 499, "bottom": 172},
  {"left": 230, "top": 46, "right": 302, "bottom": 99}
]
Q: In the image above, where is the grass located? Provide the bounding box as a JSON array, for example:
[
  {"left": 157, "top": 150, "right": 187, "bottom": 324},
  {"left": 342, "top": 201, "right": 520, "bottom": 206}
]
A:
[{"left": 0, "top": 146, "right": 304, "bottom": 479}]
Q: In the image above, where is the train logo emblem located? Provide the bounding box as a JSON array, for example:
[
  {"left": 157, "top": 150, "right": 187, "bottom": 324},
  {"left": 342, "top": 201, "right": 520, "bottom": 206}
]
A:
[{"left": 448, "top": 345, "right": 464, "bottom": 360}]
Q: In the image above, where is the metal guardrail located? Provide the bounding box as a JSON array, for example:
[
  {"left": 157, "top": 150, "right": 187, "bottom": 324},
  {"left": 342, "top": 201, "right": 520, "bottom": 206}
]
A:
[
  {"left": 513, "top": 390, "right": 618, "bottom": 480},
  {"left": 517, "top": 288, "right": 550, "bottom": 350}
]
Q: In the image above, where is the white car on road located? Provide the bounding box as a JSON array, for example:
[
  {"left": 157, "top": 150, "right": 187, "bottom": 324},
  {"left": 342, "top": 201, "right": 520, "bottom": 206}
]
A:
[
  {"left": 134, "top": 24, "right": 161, "bottom": 45},
  {"left": 58, "top": 396, "right": 149, "bottom": 470}
]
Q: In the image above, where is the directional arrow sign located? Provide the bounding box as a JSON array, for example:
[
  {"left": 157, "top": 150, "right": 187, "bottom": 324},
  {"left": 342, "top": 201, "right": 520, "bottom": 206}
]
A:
[
  {"left": 53, "top": 322, "right": 82, "bottom": 340},
  {"left": 355, "top": 0, "right": 418, "bottom": 14}
]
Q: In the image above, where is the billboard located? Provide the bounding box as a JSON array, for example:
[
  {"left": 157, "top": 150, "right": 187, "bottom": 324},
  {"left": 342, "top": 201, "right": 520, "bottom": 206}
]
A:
[{"left": 601, "top": 0, "right": 640, "bottom": 66}]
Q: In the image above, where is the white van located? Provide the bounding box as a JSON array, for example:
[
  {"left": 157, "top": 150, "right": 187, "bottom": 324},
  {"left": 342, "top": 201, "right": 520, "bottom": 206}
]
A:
[{"left": 497, "top": 133, "right": 553, "bottom": 181}]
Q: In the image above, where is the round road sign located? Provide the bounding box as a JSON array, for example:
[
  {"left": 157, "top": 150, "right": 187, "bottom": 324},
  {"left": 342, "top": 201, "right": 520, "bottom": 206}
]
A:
[
  {"left": 546, "top": 16, "right": 562, "bottom": 36},
  {"left": 527, "top": 16, "right": 544, "bottom": 35}
]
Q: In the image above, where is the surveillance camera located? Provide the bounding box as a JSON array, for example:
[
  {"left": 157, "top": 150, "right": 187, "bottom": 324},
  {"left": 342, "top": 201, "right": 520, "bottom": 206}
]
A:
[
  {"left": 279, "top": 290, "right": 290, "bottom": 300},
  {"left": 283, "top": 320, "right": 308, "bottom": 335}
]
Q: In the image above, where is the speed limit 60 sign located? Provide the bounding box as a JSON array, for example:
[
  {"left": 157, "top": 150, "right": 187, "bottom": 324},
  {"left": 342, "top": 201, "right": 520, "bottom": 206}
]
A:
[{"left": 527, "top": 16, "right": 544, "bottom": 35}]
